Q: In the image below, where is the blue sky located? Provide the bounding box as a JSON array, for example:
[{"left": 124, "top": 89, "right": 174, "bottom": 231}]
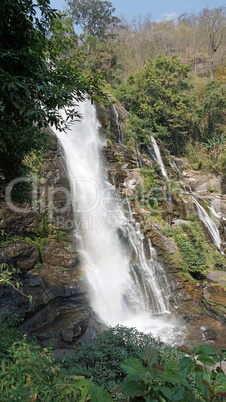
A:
[{"left": 50, "top": 0, "right": 224, "bottom": 21}]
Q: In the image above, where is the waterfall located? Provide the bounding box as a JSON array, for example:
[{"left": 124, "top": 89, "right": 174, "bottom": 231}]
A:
[
  {"left": 151, "top": 136, "right": 168, "bottom": 179},
  {"left": 55, "top": 100, "right": 185, "bottom": 345},
  {"left": 150, "top": 136, "right": 173, "bottom": 210},
  {"left": 111, "top": 104, "right": 124, "bottom": 143},
  {"left": 191, "top": 196, "right": 222, "bottom": 249}
]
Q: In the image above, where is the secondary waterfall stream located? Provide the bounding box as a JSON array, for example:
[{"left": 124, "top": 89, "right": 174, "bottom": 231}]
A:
[
  {"left": 151, "top": 136, "right": 168, "bottom": 179},
  {"left": 150, "top": 136, "right": 223, "bottom": 251},
  {"left": 55, "top": 100, "right": 185, "bottom": 345},
  {"left": 191, "top": 196, "right": 222, "bottom": 249}
]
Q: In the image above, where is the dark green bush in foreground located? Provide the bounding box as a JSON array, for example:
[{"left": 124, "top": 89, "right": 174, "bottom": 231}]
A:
[
  {"left": 0, "top": 323, "right": 225, "bottom": 401},
  {"left": 59, "top": 326, "right": 179, "bottom": 391}
]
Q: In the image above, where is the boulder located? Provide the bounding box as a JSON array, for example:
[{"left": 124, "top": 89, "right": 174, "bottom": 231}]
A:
[
  {"left": 202, "top": 284, "right": 226, "bottom": 323},
  {"left": 62, "top": 328, "right": 74, "bottom": 343},
  {"left": 206, "top": 271, "right": 226, "bottom": 285},
  {"left": 0, "top": 242, "right": 39, "bottom": 272},
  {"left": 0, "top": 203, "right": 41, "bottom": 235},
  {"left": 78, "top": 325, "right": 98, "bottom": 344},
  {"left": 42, "top": 240, "right": 79, "bottom": 268}
]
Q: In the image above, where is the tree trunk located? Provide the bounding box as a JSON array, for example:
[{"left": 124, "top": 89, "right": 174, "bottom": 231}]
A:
[{"left": 210, "top": 42, "right": 214, "bottom": 81}]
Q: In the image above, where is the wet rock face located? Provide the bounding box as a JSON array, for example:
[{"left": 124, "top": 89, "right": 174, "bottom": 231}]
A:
[
  {"left": 0, "top": 133, "right": 92, "bottom": 347},
  {"left": 0, "top": 242, "right": 39, "bottom": 272},
  {"left": 42, "top": 240, "right": 79, "bottom": 268},
  {"left": 99, "top": 108, "right": 225, "bottom": 345},
  {"left": 0, "top": 242, "right": 89, "bottom": 346},
  {"left": 202, "top": 284, "right": 226, "bottom": 323},
  {"left": 0, "top": 203, "right": 41, "bottom": 235},
  {"left": 0, "top": 103, "right": 225, "bottom": 350}
]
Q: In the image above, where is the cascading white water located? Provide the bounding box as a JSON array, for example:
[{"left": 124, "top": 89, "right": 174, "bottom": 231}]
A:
[
  {"left": 150, "top": 136, "right": 173, "bottom": 211},
  {"left": 111, "top": 104, "right": 124, "bottom": 143},
  {"left": 151, "top": 136, "right": 168, "bottom": 179},
  {"left": 55, "top": 100, "right": 185, "bottom": 345},
  {"left": 191, "top": 196, "right": 222, "bottom": 249}
]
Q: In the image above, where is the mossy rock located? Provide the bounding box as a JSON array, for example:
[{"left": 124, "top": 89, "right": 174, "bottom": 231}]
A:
[
  {"left": 144, "top": 225, "right": 183, "bottom": 272},
  {"left": 202, "top": 284, "right": 226, "bottom": 323}
]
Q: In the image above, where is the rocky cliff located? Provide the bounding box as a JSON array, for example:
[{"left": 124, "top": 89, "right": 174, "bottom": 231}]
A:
[{"left": 0, "top": 100, "right": 225, "bottom": 350}]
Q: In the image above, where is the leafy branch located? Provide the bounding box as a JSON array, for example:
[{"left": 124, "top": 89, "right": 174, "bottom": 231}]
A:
[{"left": 0, "top": 263, "right": 32, "bottom": 303}]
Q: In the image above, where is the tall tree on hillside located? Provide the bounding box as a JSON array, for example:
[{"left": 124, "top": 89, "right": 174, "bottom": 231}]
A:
[
  {"left": 67, "top": 0, "right": 121, "bottom": 41},
  {"left": 198, "top": 6, "right": 225, "bottom": 81}
]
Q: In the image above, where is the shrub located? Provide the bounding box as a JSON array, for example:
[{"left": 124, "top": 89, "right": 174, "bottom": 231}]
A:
[
  {"left": 162, "top": 222, "right": 207, "bottom": 274},
  {"left": 213, "top": 253, "right": 225, "bottom": 268},
  {"left": 58, "top": 326, "right": 179, "bottom": 392},
  {"left": 0, "top": 335, "right": 99, "bottom": 401},
  {"left": 175, "top": 235, "right": 206, "bottom": 273},
  {"left": 120, "top": 344, "right": 226, "bottom": 401},
  {"left": 134, "top": 168, "right": 160, "bottom": 210}
]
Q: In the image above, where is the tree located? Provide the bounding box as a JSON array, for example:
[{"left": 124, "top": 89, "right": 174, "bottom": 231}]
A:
[
  {"left": 0, "top": 0, "right": 107, "bottom": 181},
  {"left": 67, "top": 0, "right": 121, "bottom": 41},
  {"left": 117, "top": 55, "right": 194, "bottom": 154},
  {"left": 202, "top": 81, "right": 226, "bottom": 137},
  {"left": 198, "top": 6, "right": 226, "bottom": 81}
]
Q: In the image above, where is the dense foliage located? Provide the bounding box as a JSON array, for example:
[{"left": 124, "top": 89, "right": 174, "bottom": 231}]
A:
[
  {"left": 162, "top": 220, "right": 210, "bottom": 275},
  {"left": 120, "top": 344, "right": 226, "bottom": 401},
  {"left": 1, "top": 322, "right": 225, "bottom": 401},
  {"left": 116, "top": 55, "right": 194, "bottom": 153},
  {"left": 0, "top": 0, "right": 107, "bottom": 181},
  {"left": 67, "top": 0, "right": 121, "bottom": 41},
  {"left": 116, "top": 55, "right": 225, "bottom": 156},
  {"left": 59, "top": 326, "right": 178, "bottom": 391}
]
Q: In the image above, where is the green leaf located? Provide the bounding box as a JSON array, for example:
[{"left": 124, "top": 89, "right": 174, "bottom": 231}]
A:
[
  {"left": 179, "top": 357, "right": 196, "bottom": 376},
  {"left": 121, "top": 380, "right": 146, "bottom": 397},
  {"left": 161, "top": 385, "right": 185, "bottom": 401},
  {"left": 160, "top": 386, "right": 173, "bottom": 399},
  {"left": 81, "top": 384, "right": 90, "bottom": 399},
  {"left": 216, "top": 373, "right": 226, "bottom": 382},
  {"left": 197, "top": 354, "right": 215, "bottom": 366},
  {"left": 120, "top": 358, "right": 146, "bottom": 376},
  {"left": 158, "top": 372, "right": 181, "bottom": 385},
  {"left": 19, "top": 106, "right": 27, "bottom": 115},
  {"left": 195, "top": 373, "right": 210, "bottom": 397},
  {"left": 142, "top": 346, "right": 158, "bottom": 367},
  {"left": 73, "top": 379, "right": 92, "bottom": 389},
  {"left": 192, "top": 345, "right": 216, "bottom": 356},
  {"left": 90, "top": 384, "right": 112, "bottom": 401}
]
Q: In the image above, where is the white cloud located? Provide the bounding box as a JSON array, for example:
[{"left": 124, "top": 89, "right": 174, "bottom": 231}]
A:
[{"left": 160, "top": 12, "right": 179, "bottom": 21}]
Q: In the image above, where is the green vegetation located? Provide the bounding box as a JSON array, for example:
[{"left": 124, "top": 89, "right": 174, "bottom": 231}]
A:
[
  {"left": 213, "top": 253, "right": 226, "bottom": 269},
  {"left": 0, "top": 0, "right": 107, "bottom": 182},
  {"left": 0, "top": 323, "right": 225, "bottom": 401},
  {"left": 0, "top": 1, "right": 225, "bottom": 400},
  {"left": 162, "top": 221, "right": 209, "bottom": 275},
  {"left": 55, "top": 265, "right": 70, "bottom": 271},
  {"left": 0, "top": 324, "right": 89, "bottom": 401},
  {"left": 162, "top": 219, "right": 225, "bottom": 275},
  {"left": 116, "top": 56, "right": 225, "bottom": 161},
  {"left": 116, "top": 55, "right": 194, "bottom": 154},
  {"left": 59, "top": 326, "right": 179, "bottom": 391},
  {"left": 67, "top": 0, "right": 121, "bottom": 41},
  {"left": 175, "top": 235, "right": 206, "bottom": 274},
  {"left": 120, "top": 344, "right": 226, "bottom": 401},
  {"left": 133, "top": 168, "right": 160, "bottom": 211},
  {"left": 0, "top": 263, "right": 32, "bottom": 302}
]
